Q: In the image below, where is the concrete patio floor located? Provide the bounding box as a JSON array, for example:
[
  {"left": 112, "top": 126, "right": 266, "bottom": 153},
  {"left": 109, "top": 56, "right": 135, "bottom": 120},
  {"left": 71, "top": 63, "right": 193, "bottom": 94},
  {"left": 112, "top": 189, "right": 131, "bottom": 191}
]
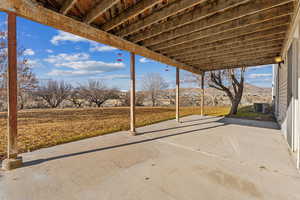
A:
[{"left": 1, "top": 115, "right": 300, "bottom": 200}]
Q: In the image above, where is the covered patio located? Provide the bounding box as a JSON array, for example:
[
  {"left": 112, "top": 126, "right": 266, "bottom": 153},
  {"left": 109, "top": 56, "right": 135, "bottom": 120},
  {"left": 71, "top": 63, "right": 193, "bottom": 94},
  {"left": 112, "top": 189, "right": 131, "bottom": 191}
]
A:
[
  {"left": 1, "top": 0, "right": 300, "bottom": 198},
  {"left": 1, "top": 115, "right": 300, "bottom": 199},
  {"left": 1, "top": 0, "right": 299, "bottom": 170}
]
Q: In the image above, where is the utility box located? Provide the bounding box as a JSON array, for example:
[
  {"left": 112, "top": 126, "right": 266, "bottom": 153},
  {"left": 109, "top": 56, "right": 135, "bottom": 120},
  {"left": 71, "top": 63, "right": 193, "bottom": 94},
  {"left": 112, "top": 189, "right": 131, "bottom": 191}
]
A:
[{"left": 254, "top": 103, "right": 269, "bottom": 114}]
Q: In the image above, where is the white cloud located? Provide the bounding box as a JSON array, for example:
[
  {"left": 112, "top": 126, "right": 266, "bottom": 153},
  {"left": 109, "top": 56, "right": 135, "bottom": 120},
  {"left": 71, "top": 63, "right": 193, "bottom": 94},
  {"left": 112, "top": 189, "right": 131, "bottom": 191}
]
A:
[
  {"left": 50, "top": 31, "right": 90, "bottom": 45},
  {"left": 47, "top": 62, "right": 125, "bottom": 76},
  {"left": 57, "top": 60, "right": 124, "bottom": 71},
  {"left": 46, "top": 49, "right": 53, "bottom": 53},
  {"left": 139, "top": 57, "right": 152, "bottom": 63},
  {"left": 0, "top": 21, "right": 7, "bottom": 27},
  {"left": 50, "top": 31, "right": 118, "bottom": 54},
  {"left": 100, "top": 74, "right": 130, "bottom": 80},
  {"left": 249, "top": 73, "right": 272, "bottom": 78},
  {"left": 26, "top": 59, "right": 44, "bottom": 68},
  {"left": 45, "top": 52, "right": 125, "bottom": 77},
  {"left": 44, "top": 53, "right": 90, "bottom": 64},
  {"left": 27, "top": 59, "right": 38, "bottom": 66},
  {"left": 24, "top": 48, "right": 35, "bottom": 56},
  {"left": 89, "top": 43, "right": 117, "bottom": 52},
  {"left": 48, "top": 69, "right": 101, "bottom": 76}
]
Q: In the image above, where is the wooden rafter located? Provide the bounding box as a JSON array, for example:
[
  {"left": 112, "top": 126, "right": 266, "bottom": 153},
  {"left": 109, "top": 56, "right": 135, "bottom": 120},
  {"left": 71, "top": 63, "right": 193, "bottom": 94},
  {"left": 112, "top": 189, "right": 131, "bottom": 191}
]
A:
[
  {"left": 1, "top": 0, "right": 295, "bottom": 71},
  {"left": 84, "top": 0, "right": 119, "bottom": 24},
  {"left": 130, "top": 0, "right": 249, "bottom": 42},
  {"left": 0, "top": 0, "right": 200, "bottom": 74},
  {"left": 60, "top": 0, "right": 77, "bottom": 15},
  {"left": 193, "top": 58, "right": 276, "bottom": 70},
  {"left": 281, "top": 0, "right": 300, "bottom": 55},
  {"left": 163, "top": 26, "right": 288, "bottom": 56},
  {"left": 190, "top": 54, "right": 278, "bottom": 67},
  {"left": 180, "top": 45, "right": 283, "bottom": 62},
  {"left": 146, "top": 4, "right": 293, "bottom": 50},
  {"left": 116, "top": 0, "right": 206, "bottom": 37},
  {"left": 157, "top": 17, "right": 290, "bottom": 53},
  {"left": 101, "top": 0, "right": 162, "bottom": 31},
  {"left": 197, "top": 58, "right": 276, "bottom": 71},
  {"left": 183, "top": 48, "right": 281, "bottom": 64},
  {"left": 130, "top": 0, "right": 293, "bottom": 43},
  {"left": 168, "top": 33, "right": 286, "bottom": 58},
  {"left": 177, "top": 39, "right": 284, "bottom": 60}
]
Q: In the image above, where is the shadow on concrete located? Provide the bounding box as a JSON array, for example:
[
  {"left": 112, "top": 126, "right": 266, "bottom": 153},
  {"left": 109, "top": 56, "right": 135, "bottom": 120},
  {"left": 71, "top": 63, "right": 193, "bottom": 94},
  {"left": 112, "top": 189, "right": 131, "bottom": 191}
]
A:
[
  {"left": 180, "top": 116, "right": 221, "bottom": 123},
  {"left": 7, "top": 116, "right": 280, "bottom": 169},
  {"left": 137, "top": 120, "right": 218, "bottom": 135},
  {"left": 217, "top": 117, "right": 280, "bottom": 130},
  {"left": 22, "top": 124, "right": 227, "bottom": 168}
]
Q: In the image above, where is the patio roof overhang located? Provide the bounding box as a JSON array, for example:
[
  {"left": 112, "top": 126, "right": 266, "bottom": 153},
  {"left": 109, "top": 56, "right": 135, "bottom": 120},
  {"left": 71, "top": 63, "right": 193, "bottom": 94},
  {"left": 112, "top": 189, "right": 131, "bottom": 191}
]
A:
[{"left": 0, "top": 0, "right": 299, "bottom": 73}]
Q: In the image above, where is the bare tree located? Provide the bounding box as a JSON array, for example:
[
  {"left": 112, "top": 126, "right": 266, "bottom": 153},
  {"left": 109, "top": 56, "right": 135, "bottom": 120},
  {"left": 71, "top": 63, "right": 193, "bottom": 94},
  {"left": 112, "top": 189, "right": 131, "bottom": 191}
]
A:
[
  {"left": 67, "top": 88, "right": 85, "bottom": 108},
  {"left": 0, "top": 31, "right": 38, "bottom": 110},
  {"left": 79, "top": 80, "right": 119, "bottom": 107},
  {"left": 122, "top": 91, "right": 145, "bottom": 106},
  {"left": 34, "top": 80, "right": 72, "bottom": 108},
  {"left": 184, "top": 68, "right": 245, "bottom": 115},
  {"left": 208, "top": 68, "right": 245, "bottom": 115},
  {"left": 142, "top": 73, "right": 169, "bottom": 106},
  {"left": 17, "top": 58, "right": 38, "bottom": 109},
  {"left": 0, "top": 31, "right": 6, "bottom": 110}
]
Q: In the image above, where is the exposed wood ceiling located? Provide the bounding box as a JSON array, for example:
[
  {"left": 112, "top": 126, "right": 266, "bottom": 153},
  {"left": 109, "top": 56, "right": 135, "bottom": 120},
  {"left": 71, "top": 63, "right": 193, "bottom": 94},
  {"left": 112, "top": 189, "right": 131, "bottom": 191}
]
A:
[{"left": 1, "top": 0, "right": 299, "bottom": 73}]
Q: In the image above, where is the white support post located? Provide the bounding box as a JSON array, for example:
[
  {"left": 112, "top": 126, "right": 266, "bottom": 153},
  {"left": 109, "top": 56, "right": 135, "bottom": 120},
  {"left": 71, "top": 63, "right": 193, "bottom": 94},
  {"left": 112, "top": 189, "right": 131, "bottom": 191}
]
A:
[
  {"left": 297, "top": 23, "right": 300, "bottom": 169},
  {"left": 130, "top": 52, "right": 136, "bottom": 135},
  {"left": 201, "top": 72, "right": 205, "bottom": 117},
  {"left": 176, "top": 67, "right": 180, "bottom": 122}
]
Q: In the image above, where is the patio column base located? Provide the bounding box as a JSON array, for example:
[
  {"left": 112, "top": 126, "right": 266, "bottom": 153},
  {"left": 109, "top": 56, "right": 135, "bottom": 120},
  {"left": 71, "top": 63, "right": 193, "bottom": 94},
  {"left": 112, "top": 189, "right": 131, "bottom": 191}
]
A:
[
  {"left": 130, "top": 131, "right": 137, "bottom": 136},
  {"left": 2, "top": 157, "right": 23, "bottom": 170}
]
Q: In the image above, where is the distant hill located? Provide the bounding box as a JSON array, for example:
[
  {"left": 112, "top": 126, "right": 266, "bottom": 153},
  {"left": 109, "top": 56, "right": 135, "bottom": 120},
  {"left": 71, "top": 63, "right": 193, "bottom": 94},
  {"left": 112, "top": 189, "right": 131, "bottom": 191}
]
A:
[{"left": 141, "top": 84, "right": 272, "bottom": 106}]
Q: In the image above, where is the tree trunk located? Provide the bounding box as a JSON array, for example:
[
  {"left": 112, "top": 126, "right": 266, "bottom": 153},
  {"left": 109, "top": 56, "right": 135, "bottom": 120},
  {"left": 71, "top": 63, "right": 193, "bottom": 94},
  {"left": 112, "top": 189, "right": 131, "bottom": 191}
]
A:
[
  {"left": 96, "top": 103, "right": 101, "bottom": 107},
  {"left": 229, "top": 95, "right": 242, "bottom": 115},
  {"left": 229, "top": 100, "right": 239, "bottom": 115},
  {"left": 152, "top": 97, "right": 155, "bottom": 107}
]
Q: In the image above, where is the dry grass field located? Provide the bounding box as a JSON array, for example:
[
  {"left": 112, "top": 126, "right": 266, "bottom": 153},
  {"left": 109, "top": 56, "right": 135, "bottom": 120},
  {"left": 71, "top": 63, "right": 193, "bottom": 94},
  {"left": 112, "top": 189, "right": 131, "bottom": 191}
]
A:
[{"left": 0, "top": 106, "right": 229, "bottom": 159}]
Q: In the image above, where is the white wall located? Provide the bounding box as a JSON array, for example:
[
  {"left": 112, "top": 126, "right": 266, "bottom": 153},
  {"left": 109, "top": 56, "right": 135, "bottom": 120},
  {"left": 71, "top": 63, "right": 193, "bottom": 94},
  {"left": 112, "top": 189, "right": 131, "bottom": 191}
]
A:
[{"left": 274, "top": 15, "right": 300, "bottom": 169}]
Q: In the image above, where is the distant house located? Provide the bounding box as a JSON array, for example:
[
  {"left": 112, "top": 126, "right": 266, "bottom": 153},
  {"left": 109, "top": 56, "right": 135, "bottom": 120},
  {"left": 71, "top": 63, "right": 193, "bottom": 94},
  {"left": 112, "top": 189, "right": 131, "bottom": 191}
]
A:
[
  {"left": 102, "top": 99, "right": 123, "bottom": 107},
  {"left": 142, "top": 98, "right": 174, "bottom": 106}
]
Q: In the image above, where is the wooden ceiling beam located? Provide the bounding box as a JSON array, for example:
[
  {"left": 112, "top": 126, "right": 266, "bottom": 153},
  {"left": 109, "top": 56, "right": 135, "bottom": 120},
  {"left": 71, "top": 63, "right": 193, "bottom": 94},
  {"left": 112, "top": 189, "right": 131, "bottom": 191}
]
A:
[
  {"left": 196, "top": 58, "right": 275, "bottom": 71},
  {"left": 130, "top": 0, "right": 293, "bottom": 43},
  {"left": 163, "top": 26, "right": 288, "bottom": 56},
  {"left": 177, "top": 39, "right": 284, "bottom": 60},
  {"left": 182, "top": 47, "right": 282, "bottom": 63},
  {"left": 189, "top": 54, "right": 278, "bottom": 66},
  {"left": 84, "top": 0, "right": 119, "bottom": 24},
  {"left": 60, "top": 0, "right": 77, "bottom": 15},
  {"left": 116, "top": 0, "right": 207, "bottom": 37},
  {"left": 168, "top": 34, "right": 286, "bottom": 58},
  {"left": 0, "top": 0, "right": 200, "bottom": 74},
  {"left": 146, "top": 4, "right": 293, "bottom": 50},
  {"left": 101, "top": 0, "right": 162, "bottom": 31},
  {"left": 281, "top": 0, "right": 300, "bottom": 55},
  {"left": 156, "top": 17, "right": 289, "bottom": 53},
  {"left": 179, "top": 45, "right": 283, "bottom": 62},
  {"left": 129, "top": 0, "right": 248, "bottom": 43}
]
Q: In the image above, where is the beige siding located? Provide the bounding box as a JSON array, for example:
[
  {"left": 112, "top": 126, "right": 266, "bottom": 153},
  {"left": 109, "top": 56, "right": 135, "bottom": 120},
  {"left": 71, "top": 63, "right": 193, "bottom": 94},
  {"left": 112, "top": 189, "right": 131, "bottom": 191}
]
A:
[{"left": 277, "top": 62, "right": 288, "bottom": 125}]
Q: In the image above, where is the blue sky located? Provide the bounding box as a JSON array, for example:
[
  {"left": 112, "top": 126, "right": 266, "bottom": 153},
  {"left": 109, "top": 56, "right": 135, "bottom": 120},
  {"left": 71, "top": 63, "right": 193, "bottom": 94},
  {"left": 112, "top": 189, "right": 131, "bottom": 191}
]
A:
[{"left": 0, "top": 12, "right": 273, "bottom": 90}]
